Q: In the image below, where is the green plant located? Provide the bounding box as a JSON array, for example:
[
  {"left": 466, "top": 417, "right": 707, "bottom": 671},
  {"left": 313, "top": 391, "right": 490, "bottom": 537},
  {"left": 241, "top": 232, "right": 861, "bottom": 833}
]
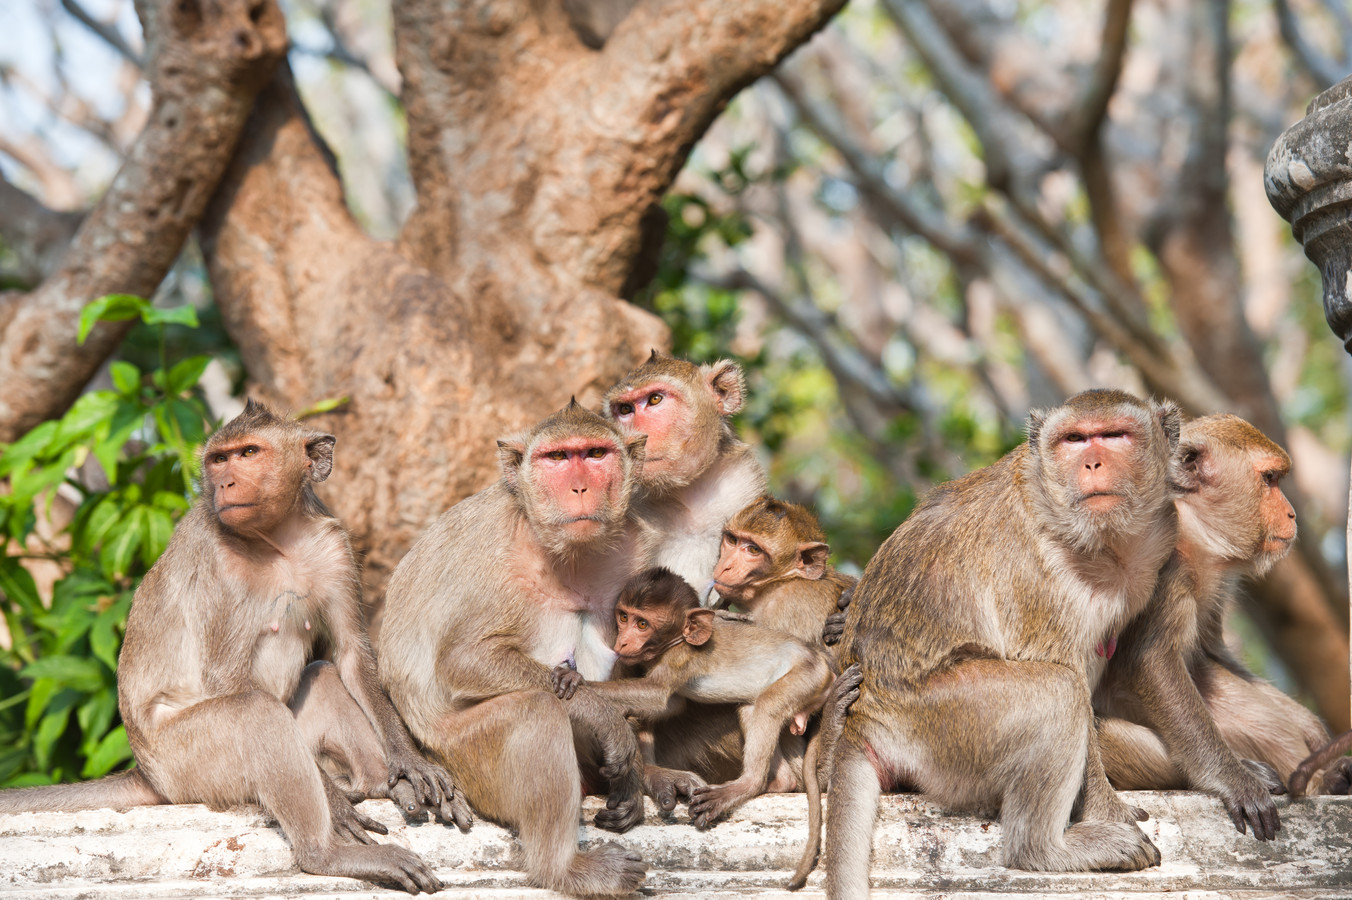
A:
[{"left": 0, "top": 295, "right": 212, "bottom": 786}]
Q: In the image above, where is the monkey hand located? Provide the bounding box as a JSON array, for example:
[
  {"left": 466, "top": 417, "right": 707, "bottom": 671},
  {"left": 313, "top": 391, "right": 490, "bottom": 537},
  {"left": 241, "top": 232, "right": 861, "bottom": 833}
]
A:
[
  {"left": 323, "top": 775, "right": 388, "bottom": 845},
  {"left": 689, "top": 780, "right": 754, "bottom": 829},
  {"left": 595, "top": 770, "right": 646, "bottom": 833},
  {"left": 1219, "top": 770, "right": 1282, "bottom": 841},
  {"left": 643, "top": 764, "right": 706, "bottom": 813},
  {"left": 821, "top": 612, "right": 847, "bottom": 646},
  {"left": 1322, "top": 757, "right": 1352, "bottom": 795},
  {"left": 551, "top": 662, "right": 584, "bottom": 700},
  {"left": 386, "top": 747, "right": 471, "bottom": 829}
]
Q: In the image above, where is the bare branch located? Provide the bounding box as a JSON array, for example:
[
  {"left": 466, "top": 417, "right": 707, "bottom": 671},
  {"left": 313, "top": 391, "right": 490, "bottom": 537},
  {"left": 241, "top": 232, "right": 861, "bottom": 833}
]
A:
[
  {"left": 1066, "top": 0, "right": 1133, "bottom": 152},
  {"left": 60, "top": 0, "right": 145, "bottom": 69},
  {"left": 0, "top": 177, "right": 83, "bottom": 286},
  {"left": 1273, "top": 0, "right": 1346, "bottom": 90},
  {"left": 0, "top": 0, "right": 287, "bottom": 442}
]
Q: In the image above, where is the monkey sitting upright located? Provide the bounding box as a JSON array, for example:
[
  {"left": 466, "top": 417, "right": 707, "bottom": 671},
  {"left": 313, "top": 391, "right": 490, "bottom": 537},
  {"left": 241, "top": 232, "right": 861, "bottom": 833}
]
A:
[
  {"left": 551, "top": 567, "right": 835, "bottom": 828},
  {"left": 1096, "top": 414, "right": 1352, "bottom": 837},
  {"left": 0, "top": 401, "right": 463, "bottom": 894}
]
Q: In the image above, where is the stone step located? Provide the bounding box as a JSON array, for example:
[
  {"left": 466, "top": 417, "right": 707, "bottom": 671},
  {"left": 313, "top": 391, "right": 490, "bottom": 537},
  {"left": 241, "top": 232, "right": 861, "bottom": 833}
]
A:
[{"left": 0, "top": 792, "right": 1349, "bottom": 897}]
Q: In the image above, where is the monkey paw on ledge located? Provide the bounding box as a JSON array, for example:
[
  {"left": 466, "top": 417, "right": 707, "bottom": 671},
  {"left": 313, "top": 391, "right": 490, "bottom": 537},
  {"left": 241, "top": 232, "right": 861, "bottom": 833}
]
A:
[{"left": 0, "top": 792, "right": 1349, "bottom": 898}]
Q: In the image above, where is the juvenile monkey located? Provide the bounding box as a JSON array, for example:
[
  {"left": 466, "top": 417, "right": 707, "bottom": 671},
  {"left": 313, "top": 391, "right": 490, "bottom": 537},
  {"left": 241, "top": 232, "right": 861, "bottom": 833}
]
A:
[
  {"left": 380, "top": 402, "right": 652, "bottom": 897},
  {"left": 552, "top": 567, "right": 835, "bottom": 828},
  {"left": 1096, "top": 414, "right": 1351, "bottom": 830},
  {"left": 821, "top": 390, "right": 1177, "bottom": 896},
  {"left": 603, "top": 351, "right": 766, "bottom": 598},
  {"left": 0, "top": 401, "right": 458, "bottom": 894},
  {"left": 714, "top": 496, "right": 857, "bottom": 653}
]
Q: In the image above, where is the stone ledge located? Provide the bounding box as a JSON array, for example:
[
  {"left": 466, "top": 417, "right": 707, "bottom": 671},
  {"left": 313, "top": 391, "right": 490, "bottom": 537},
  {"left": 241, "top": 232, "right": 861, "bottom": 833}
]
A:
[{"left": 1, "top": 792, "right": 1349, "bottom": 897}]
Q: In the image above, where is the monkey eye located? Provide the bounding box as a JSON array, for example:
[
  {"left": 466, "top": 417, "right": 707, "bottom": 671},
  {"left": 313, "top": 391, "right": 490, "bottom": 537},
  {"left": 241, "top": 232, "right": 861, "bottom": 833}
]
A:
[
  {"left": 615, "top": 402, "right": 634, "bottom": 416},
  {"left": 647, "top": 392, "right": 663, "bottom": 407},
  {"left": 546, "top": 450, "right": 568, "bottom": 461},
  {"left": 213, "top": 453, "right": 228, "bottom": 464},
  {"left": 586, "top": 447, "right": 608, "bottom": 459},
  {"left": 635, "top": 618, "right": 649, "bottom": 631},
  {"left": 723, "top": 531, "right": 736, "bottom": 546},
  {"left": 1064, "top": 433, "right": 1086, "bottom": 443},
  {"left": 1262, "top": 471, "right": 1281, "bottom": 488},
  {"left": 242, "top": 446, "right": 259, "bottom": 457},
  {"left": 745, "top": 542, "right": 763, "bottom": 556}
]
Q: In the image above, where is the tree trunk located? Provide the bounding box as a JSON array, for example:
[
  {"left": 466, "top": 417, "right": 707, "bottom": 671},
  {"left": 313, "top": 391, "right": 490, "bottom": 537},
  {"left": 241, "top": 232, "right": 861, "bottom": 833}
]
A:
[{"left": 195, "top": 0, "right": 847, "bottom": 628}]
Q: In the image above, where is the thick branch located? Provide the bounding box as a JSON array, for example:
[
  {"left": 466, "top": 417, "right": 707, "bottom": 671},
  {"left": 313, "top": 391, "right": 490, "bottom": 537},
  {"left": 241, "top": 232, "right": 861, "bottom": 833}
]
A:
[
  {"left": 0, "top": 0, "right": 286, "bottom": 443},
  {"left": 0, "top": 178, "right": 83, "bottom": 287}
]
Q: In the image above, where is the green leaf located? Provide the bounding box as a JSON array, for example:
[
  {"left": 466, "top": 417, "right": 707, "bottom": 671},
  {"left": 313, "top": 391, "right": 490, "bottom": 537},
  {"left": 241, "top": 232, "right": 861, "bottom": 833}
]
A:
[
  {"left": 141, "top": 507, "right": 174, "bottom": 567},
  {"left": 24, "top": 679, "right": 58, "bottom": 730},
  {"left": 77, "top": 689, "right": 118, "bottom": 757},
  {"left": 33, "top": 693, "right": 78, "bottom": 771},
  {"left": 20, "top": 657, "right": 107, "bottom": 694},
  {"left": 164, "top": 355, "right": 210, "bottom": 397},
  {"left": 89, "top": 604, "right": 126, "bottom": 672},
  {"left": 295, "top": 396, "right": 350, "bottom": 419},
  {"left": 78, "top": 295, "right": 150, "bottom": 344},
  {"left": 50, "top": 391, "right": 119, "bottom": 454},
  {"left": 0, "top": 558, "right": 41, "bottom": 614},
  {"left": 0, "top": 421, "right": 59, "bottom": 476},
  {"left": 141, "top": 305, "right": 199, "bottom": 329},
  {"left": 82, "top": 726, "right": 132, "bottom": 778},
  {"left": 100, "top": 510, "right": 144, "bottom": 580},
  {"left": 81, "top": 496, "right": 123, "bottom": 553},
  {"left": 109, "top": 362, "right": 142, "bottom": 397}
]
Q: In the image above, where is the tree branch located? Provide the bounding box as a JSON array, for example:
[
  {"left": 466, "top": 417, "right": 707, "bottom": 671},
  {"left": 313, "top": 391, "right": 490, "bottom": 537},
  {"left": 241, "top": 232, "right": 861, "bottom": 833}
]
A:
[
  {"left": 0, "top": 177, "right": 83, "bottom": 287},
  {"left": 1273, "top": 0, "right": 1346, "bottom": 90},
  {"left": 0, "top": 0, "right": 287, "bottom": 443},
  {"left": 60, "top": 0, "right": 145, "bottom": 70}
]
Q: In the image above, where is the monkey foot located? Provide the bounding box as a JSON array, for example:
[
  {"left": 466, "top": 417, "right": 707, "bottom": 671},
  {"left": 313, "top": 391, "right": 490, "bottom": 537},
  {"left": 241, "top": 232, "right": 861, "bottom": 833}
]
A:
[
  {"left": 643, "top": 765, "right": 706, "bottom": 813},
  {"left": 298, "top": 843, "right": 441, "bottom": 894},
  {"left": 555, "top": 840, "right": 647, "bottom": 896},
  {"left": 594, "top": 780, "right": 645, "bottom": 833},
  {"left": 689, "top": 780, "right": 757, "bottom": 829}
]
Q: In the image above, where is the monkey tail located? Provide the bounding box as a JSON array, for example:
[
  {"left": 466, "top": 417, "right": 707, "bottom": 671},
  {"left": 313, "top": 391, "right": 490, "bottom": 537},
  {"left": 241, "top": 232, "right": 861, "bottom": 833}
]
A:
[
  {"left": 1289, "top": 728, "right": 1352, "bottom": 796},
  {"left": 0, "top": 769, "right": 165, "bottom": 814},
  {"left": 788, "top": 725, "right": 824, "bottom": 891}
]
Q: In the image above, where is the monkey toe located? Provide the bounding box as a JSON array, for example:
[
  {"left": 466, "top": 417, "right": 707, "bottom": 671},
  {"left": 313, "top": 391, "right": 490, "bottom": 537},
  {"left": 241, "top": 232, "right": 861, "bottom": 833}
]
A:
[
  {"left": 572, "top": 841, "right": 647, "bottom": 895},
  {"left": 439, "top": 790, "right": 474, "bottom": 833}
]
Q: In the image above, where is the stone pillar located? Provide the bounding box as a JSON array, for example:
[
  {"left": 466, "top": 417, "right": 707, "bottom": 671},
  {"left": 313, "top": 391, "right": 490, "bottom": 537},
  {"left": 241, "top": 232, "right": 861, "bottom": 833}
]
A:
[{"left": 1266, "top": 74, "right": 1352, "bottom": 726}]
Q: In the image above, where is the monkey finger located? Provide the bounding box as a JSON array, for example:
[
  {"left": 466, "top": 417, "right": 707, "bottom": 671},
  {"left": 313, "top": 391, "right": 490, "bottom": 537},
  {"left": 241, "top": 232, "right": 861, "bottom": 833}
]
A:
[
  {"left": 353, "top": 807, "right": 390, "bottom": 837},
  {"left": 441, "top": 790, "right": 474, "bottom": 833},
  {"left": 389, "top": 778, "right": 424, "bottom": 816},
  {"left": 404, "top": 860, "right": 443, "bottom": 895}
]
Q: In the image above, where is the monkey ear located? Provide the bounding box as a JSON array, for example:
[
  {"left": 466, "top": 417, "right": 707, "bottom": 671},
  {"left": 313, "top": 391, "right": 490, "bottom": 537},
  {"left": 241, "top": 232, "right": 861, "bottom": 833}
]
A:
[
  {"left": 497, "top": 438, "right": 527, "bottom": 491},
  {"left": 1174, "top": 440, "right": 1208, "bottom": 493},
  {"left": 625, "top": 433, "right": 647, "bottom": 467},
  {"left": 648, "top": 348, "right": 662, "bottom": 362},
  {"left": 305, "top": 433, "right": 336, "bottom": 482},
  {"left": 797, "top": 542, "right": 829, "bottom": 580},
  {"left": 684, "top": 608, "right": 715, "bottom": 647},
  {"left": 1026, "top": 406, "right": 1047, "bottom": 448},
  {"left": 702, "top": 360, "right": 745, "bottom": 417},
  {"left": 1155, "top": 400, "right": 1182, "bottom": 453}
]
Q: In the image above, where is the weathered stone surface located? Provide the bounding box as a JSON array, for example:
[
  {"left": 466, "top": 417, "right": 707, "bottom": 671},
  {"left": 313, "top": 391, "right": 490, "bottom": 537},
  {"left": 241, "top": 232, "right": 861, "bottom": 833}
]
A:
[
  {"left": 0, "top": 792, "right": 1349, "bottom": 897},
  {"left": 1265, "top": 73, "right": 1352, "bottom": 351}
]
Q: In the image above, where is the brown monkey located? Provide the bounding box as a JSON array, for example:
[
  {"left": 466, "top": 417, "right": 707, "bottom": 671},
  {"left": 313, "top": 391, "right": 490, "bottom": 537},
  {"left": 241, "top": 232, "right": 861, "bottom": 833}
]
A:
[
  {"left": 552, "top": 567, "right": 835, "bottom": 828},
  {"left": 379, "top": 401, "right": 652, "bottom": 897},
  {"left": 603, "top": 351, "right": 766, "bottom": 597},
  {"left": 0, "top": 401, "right": 459, "bottom": 894},
  {"left": 1095, "top": 414, "right": 1351, "bottom": 827},
  {"left": 714, "top": 495, "right": 857, "bottom": 653},
  {"left": 822, "top": 390, "right": 1178, "bottom": 895}
]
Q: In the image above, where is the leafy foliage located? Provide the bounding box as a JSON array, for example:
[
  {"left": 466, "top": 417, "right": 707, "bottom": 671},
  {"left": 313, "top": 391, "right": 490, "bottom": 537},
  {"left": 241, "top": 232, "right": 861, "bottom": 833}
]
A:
[{"left": 0, "top": 296, "right": 211, "bottom": 786}]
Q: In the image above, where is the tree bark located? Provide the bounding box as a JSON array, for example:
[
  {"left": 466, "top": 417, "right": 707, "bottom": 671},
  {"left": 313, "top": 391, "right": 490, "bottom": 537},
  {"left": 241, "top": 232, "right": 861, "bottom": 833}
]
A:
[{"left": 0, "top": 0, "right": 287, "bottom": 443}]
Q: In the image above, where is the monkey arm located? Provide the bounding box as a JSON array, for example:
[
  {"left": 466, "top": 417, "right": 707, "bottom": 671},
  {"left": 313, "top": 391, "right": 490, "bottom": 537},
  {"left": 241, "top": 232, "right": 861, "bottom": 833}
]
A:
[{"left": 586, "top": 677, "right": 687, "bottom": 721}]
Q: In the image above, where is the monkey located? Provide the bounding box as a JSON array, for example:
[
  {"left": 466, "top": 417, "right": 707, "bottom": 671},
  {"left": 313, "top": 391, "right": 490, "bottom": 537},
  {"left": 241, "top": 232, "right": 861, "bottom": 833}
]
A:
[
  {"left": 819, "top": 390, "right": 1178, "bottom": 896},
  {"left": 549, "top": 566, "right": 835, "bottom": 828},
  {"left": 379, "top": 401, "right": 653, "bottom": 898},
  {"left": 713, "top": 495, "right": 857, "bottom": 654},
  {"left": 0, "top": 400, "right": 460, "bottom": 894},
  {"left": 603, "top": 351, "right": 766, "bottom": 599},
  {"left": 1094, "top": 414, "right": 1352, "bottom": 829},
  {"left": 1290, "top": 730, "right": 1352, "bottom": 796}
]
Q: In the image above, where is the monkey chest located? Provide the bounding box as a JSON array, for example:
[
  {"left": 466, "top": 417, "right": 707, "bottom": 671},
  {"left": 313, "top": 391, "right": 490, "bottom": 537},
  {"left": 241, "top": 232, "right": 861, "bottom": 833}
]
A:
[{"left": 247, "top": 589, "right": 322, "bottom": 701}]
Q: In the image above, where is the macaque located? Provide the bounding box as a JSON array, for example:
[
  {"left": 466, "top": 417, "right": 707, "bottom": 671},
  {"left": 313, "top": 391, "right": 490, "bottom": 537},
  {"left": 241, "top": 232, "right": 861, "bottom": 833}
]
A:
[
  {"left": 821, "top": 390, "right": 1178, "bottom": 896},
  {"left": 552, "top": 567, "right": 834, "bottom": 828},
  {"left": 714, "top": 496, "right": 857, "bottom": 653},
  {"left": 1096, "top": 414, "right": 1351, "bottom": 835},
  {"left": 380, "top": 401, "right": 652, "bottom": 897},
  {"left": 0, "top": 401, "right": 459, "bottom": 894},
  {"left": 603, "top": 351, "right": 766, "bottom": 599}
]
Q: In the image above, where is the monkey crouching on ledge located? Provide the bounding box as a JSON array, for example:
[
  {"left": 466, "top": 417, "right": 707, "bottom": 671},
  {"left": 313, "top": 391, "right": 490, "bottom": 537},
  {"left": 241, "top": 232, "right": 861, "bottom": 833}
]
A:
[
  {"left": 1096, "top": 414, "right": 1352, "bottom": 837},
  {"left": 551, "top": 567, "right": 836, "bottom": 828},
  {"left": 813, "top": 389, "right": 1178, "bottom": 897},
  {"left": 0, "top": 400, "right": 464, "bottom": 894}
]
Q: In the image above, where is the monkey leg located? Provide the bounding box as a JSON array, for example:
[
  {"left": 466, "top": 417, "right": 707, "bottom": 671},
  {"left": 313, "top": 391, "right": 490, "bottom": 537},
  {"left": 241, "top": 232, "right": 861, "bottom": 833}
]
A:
[
  {"left": 430, "top": 691, "right": 646, "bottom": 897},
  {"left": 1199, "top": 663, "right": 1329, "bottom": 791},
  {"left": 290, "top": 661, "right": 390, "bottom": 797},
  {"left": 141, "top": 691, "right": 440, "bottom": 893},
  {"left": 1097, "top": 717, "right": 1187, "bottom": 791},
  {"left": 652, "top": 703, "right": 744, "bottom": 783}
]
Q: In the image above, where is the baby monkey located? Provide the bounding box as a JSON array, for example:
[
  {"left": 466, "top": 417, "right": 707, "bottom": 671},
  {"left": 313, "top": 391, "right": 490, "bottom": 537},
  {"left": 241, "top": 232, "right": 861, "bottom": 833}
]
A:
[{"left": 551, "top": 567, "right": 834, "bottom": 828}]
